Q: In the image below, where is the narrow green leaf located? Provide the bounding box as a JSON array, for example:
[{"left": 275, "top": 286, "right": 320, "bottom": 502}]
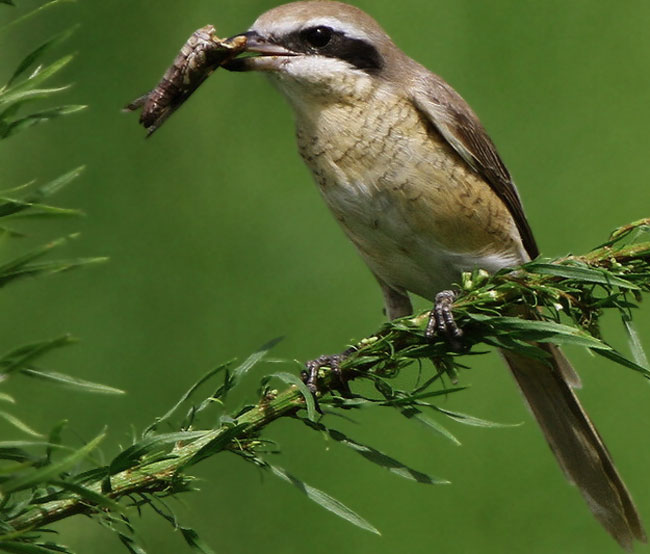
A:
[
  {"left": 179, "top": 528, "right": 216, "bottom": 554},
  {"left": 1, "top": 104, "right": 86, "bottom": 139},
  {"left": 271, "top": 372, "right": 317, "bottom": 422},
  {"left": 1, "top": 431, "right": 104, "bottom": 494},
  {"left": 184, "top": 424, "right": 248, "bottom": 468},
  {"left": 0, "top": 542, "right": 70, "bottom": 554},
  {"left": 0, "top": 167, "right": 84, "bottom": 218},
  {"left": 46, "top": 419, "right": 68, "bottom": 463},
  {"left": 592, "top": 348, "right": 650, "bottom": 378},
  {"left": 7, "top": 27, "right": 77, "bottom": 86},
  {"left": 0, "top": 236, "right": 71, "bottom": 277},
  {"left": 215, "top": 337, "right": 282, "bottom": 400},
  {"left": 0, "top": 410, "right": 43, "bottom": 437},
  {"left": 401, "top": 407, "right": 461, "bottom": 446},
  {"left": 0, "top": 86, "right": 70, "bottom": 107},
  {"left": 379, "top": 386, "right": 468, "bottom": 407},
  {"left": 622, "top": 318, "right": 649, "bottom": 371},
  {"left": 31, "top": 166, "right": 84, "bottom": 200},
  {"left": 0, "top": 0, "right": 16, "bottom": 6},
  {"left": 0, "top": 440, "right": 71, "bottom": 451},
  {"left": 268, "top": 464, "right": 380, "bottom": 535},
  {"left": 0, "top": 0, "right": 75, "bottom": 32},
  {"left": 525, "top": 262, "right": 639, "bottom": 290},
  {"left": 109, "top": 431, "right": 206, "bottom": 474},
  {"left": 0, "top": 257, "right": 107, "bottom": 286},
  {"left": 0, "top": 201, "right": 80, "bottom": 218},
  {"left": 143, "top": 364, "right": 228, "bottom": 436},
  {"left": 430, "top": 406, "right": 519, "bottom": 428},
  {"left": 0, "top": 445, "right": 31, "bottom": 463},
  {"left": 20, "top": 368, "right": 125, "bottom": 394},
  {"left": 469, "top": 314, "right": 610, "bottom": 350},
  {"left": 6, "top": 54, "right": 73, "bottom": 93},
  {"left": 0, "top": 335, "right": 75, "bottom": 376},
  {"left": 49, "top": 480, "right": 127, "bottom": 514},
  {"left": 0, "top": 392, "right": 15, "bottom": 403},
  {"left": 313, "top": 424, "right": 448, "bottom": 484},
  {"left": 117, "top": 533, "right": 148, "bottom": 554}
]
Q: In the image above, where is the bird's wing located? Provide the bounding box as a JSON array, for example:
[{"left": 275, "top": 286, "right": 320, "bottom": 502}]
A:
[{"left": 411, "top": 74, "right": 539, "bottom": 259}]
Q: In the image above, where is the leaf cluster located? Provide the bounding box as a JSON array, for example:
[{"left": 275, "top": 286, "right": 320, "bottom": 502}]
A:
[{"left": 2, "top": 219, "right": 648, "bottom": 553}]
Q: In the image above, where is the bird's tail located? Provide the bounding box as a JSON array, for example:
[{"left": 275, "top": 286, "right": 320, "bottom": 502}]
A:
[{"left": 501, "top": 344, "right": 646, "bottom": 551}]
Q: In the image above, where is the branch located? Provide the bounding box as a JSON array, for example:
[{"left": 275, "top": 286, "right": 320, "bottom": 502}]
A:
[{"left": 2, "top": 218, "right": 649, "bottom": 551}]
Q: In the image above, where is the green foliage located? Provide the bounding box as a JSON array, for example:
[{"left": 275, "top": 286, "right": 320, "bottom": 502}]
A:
[
  {"left": 0, "top": 3, "right": 115, "bottom": 553},
  {"left": 0, "top": 23, "right": 85, "bottom": 139},
  {"left": 1, "top": 219, "right": 649, "bottom": 553}
]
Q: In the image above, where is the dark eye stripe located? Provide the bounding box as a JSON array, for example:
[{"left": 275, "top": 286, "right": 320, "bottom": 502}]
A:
[{"left": 281, "top": 29, "right": 384, "bottom": 73}]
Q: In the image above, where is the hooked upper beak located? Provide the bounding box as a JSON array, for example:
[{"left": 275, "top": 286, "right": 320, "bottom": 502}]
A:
[{"left": 223, "top": 31, "right": 297, "bottom": 72}]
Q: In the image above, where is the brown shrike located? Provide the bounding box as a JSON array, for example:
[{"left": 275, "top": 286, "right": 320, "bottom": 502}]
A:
[{"left": 222, "top": 1, "right": 645, "bottom": 549}]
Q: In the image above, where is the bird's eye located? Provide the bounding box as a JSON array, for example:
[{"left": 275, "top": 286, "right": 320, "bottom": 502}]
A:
[{"left": 301, "top": 26, "right": 333, "bottom": 48}]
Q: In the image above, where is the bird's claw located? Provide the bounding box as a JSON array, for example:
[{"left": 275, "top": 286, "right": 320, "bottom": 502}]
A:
[
  {"left": 425, "top": 290, "right": 463, "bottom": 350},
  {"left": 301, "top": 352, "right": 352, "bottom": 397}
]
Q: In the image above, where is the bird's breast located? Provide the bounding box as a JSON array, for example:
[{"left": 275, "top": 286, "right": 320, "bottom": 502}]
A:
[{"left": 294, "top": 90, "right": 526, "bottom": 299}]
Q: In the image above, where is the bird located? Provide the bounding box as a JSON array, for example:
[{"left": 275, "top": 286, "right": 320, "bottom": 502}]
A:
[{"left": 222, "top": 1, "right": 646, "bottom": 549}]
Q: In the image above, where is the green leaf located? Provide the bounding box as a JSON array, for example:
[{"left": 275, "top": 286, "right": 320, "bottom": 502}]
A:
[
  {"left": 0, "top": 0, "right": 75, "bottom": 32},
  {"left": 20, "top": 368, "right": 125, "bottom": 395},
  {"left": 270, "top": 371, "right": 317, "bottom": 422},
  {"left": 49, "top": 480, "right": 127, "bottom": 515},
  {"left": 1, "top": 431, "right": 104, "bottom": 494},
  {"left": 1, "top": 104, "right": 86, "bottom": 139},
  {"left": 7, "top": 27, "right": 77, "bottom": 86},
  {"left": 143, "top": 364, "right": 228, "bottom": 436},
  {"left": 0, "top": 256, "right": 107, "bottom": 286},
  {"left": 429, "top": 406, "right": 519, "bottom": 428},
  {"left": 524, "top": 262, "right": 639, "bottom": 290},
  {"left": 116, "top": 533, "right": 148, "bottom": 554},
  {"left": 268, "top": 464, "right": 381, "bottom": 535},
  {"left": 0, "top": 335, "right": 75, "bottom": 377},
  {"left": 622, "top": 318, "right": 649, "bottom": 371},
  {"left": 0, "top": 86, "right": 70, "bottom": 108},
  {"left": 0, "top": 410, "right": 42, "bottom": 437},
  {"left": 0, "top": 392, "right": 15, "bottom": 403},
  {"left": 109, "top": 431, "right": 206, "bottom": 474},
  {"left": 400, "top": 407, "right": 461, "bottom": 446},
  {"left": 46, "top": 419, "right": 68, "bottom": 463},
  {"left": 469, "top": 314, "right": 610, "bottom": 350},
  {"left": 179, "top": 528, "right": 216, "bottom": 554},
  {"left": 0, "top": 201, "right": 80, "bottom": 219},
  {"left": 0, "top": 543, "right": 72, "bottom": 554},
  {"left": 0, "top": 236, "right": 73, "bottom": 279},
  {"left": 593, "top": 348, "right": 650, "bottom": 378},
  {"left": 0, "top": 166, "right": 85, "bottom": 218},
  {"left": 312, "top": 423, "right": 448, "bottom": 484},
  {"left": 379, "top": 386, "right": 468, "bottom": 407},
  {"left": 183, "top": 424, "right": 249, "bottom": 468},
  {"left": 215, "top": 337, "right": 282, "bottom": 400}
]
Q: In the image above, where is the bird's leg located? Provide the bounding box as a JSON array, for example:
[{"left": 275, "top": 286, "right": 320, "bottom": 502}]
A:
[
  {"left": 376, "top": 279, "right": 413, "bottom": 320},
  {"left": 302, "top": 279, "right": 411, "bottom": 397},
  {"left": 302, "top": 347, "right": 356, "bottom": 396},
  {"left": 425, "top": 290, "right": 463, "bottom": 349}
]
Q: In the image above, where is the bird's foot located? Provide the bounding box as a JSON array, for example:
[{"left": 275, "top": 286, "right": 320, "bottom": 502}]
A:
[
  {"left": 425, "top": 290, "right": 463, "bottom": 350},
  {"left": 301, "top": 349, "right": 354, "bottom": 397}
]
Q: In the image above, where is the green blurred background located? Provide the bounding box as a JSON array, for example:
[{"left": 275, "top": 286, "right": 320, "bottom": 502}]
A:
[{"left": 2, "top": 1, "right": 650, "bottom": 553}]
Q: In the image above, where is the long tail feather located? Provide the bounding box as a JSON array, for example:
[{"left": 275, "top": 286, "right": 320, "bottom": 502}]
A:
[{"left": 501, "top": 345, "right": 646, "bottom": 551}]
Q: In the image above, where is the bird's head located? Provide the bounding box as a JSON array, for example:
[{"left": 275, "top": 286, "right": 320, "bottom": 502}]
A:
[{"left": 226, "top": 1, "right": 405, "bottom": 107}]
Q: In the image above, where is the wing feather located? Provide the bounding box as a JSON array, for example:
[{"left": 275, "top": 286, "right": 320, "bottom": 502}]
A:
[{"left": 411, "top": 73, "right": 539, "bottom": 259}]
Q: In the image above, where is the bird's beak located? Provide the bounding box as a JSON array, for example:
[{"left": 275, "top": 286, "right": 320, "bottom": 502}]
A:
[{"left": 223, "top": 31, "right": 296, "bottom": 72}]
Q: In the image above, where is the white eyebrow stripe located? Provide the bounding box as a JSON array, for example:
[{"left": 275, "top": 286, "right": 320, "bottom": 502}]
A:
[{"left": 252, "top": 16, "right": 372, "bottom": 43}]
